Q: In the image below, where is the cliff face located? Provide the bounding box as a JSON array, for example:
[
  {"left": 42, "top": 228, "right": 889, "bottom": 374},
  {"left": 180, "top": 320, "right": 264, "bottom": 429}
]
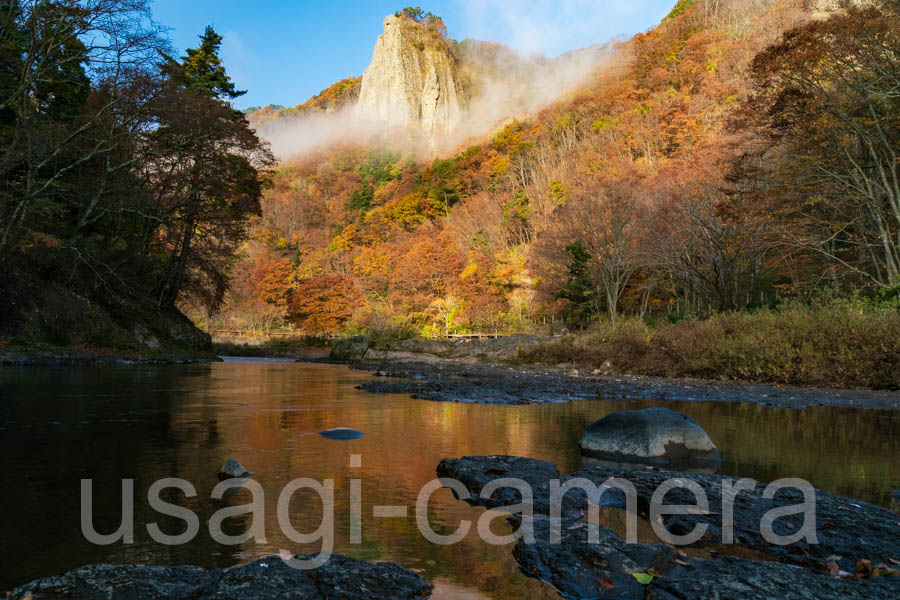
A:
[{"left": 355, "top": 15, "right": 467, "bottom": 138}]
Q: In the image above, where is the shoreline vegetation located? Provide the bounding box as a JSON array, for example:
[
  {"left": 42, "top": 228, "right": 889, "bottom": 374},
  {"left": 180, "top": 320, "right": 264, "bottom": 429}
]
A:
[
  {"left": 510, "top": 301, "right": 900, "bottom": 390},
  {"left": 5, "top": 300, "right": 898, "bottom": 394},
  {"left": 328, "top": 299, "right": 899, "bottom": 392}
]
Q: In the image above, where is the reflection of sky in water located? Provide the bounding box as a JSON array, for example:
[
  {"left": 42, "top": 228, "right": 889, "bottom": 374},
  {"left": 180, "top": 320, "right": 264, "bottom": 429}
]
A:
[{"left": 1, "top": 361, "right": 897, "bottom": 597}]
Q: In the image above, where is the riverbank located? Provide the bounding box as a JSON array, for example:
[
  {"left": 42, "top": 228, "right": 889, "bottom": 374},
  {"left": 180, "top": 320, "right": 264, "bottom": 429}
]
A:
[
  {"left": 353, "top": 302, "right": 900, "bottom": 391},
  {"left": 347, "top": 350, "right": 900, "bottom": 409},
  {"left": 0, "top": 275, "right": 218, "bottom": 366},
  {"left": 212, "top": 336, "right": 331, "bottom": 359},
  {"left": 0, "top": 343, "right": 219, "bottom": 366}
]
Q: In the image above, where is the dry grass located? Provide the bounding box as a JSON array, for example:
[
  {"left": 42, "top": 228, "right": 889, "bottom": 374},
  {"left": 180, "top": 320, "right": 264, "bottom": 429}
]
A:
[{"left": 514, "top": 302, "right": 900, "bottom": 389}]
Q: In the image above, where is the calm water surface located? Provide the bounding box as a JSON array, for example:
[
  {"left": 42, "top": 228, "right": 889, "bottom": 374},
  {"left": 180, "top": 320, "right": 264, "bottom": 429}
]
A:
[{"left": 1, "top": 360, "right": 898, "bottom": 597}]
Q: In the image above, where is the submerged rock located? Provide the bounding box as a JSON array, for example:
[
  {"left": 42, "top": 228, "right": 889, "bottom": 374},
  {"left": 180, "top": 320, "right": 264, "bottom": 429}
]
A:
[
  {"left": 218, "top": 459, "right": 250, "bottom": 479},
  {"left": 579, "top": 408, "right": 722, "bottom": 467},
  {"left": 11, "top": 554, "right": 432, "bottom": 599},
  {"left": 319, "top": 427, "right": 365, "bottom": 440}
]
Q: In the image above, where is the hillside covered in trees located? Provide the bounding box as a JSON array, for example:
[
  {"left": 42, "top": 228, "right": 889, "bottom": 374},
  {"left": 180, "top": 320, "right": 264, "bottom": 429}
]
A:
[
  {"left": 207, "top": 0, "right": 899, "bottom": 364},
  {"left": 2, "top": 0, "right": 897, "bottom": 385},
  {"left": 0, "top": 0, "right": 272, "bottom": 354}
]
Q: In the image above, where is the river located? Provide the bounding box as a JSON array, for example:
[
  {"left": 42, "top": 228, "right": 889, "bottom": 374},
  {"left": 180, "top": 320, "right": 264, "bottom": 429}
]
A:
[{"left": 1, "top": 359, "right": 897, "bottom": 597}]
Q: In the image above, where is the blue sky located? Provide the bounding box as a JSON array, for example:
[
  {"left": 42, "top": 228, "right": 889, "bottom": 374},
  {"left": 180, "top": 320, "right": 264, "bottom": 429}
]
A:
[{"left": 151, "top": 1, "right": 676, "bottom": 110}]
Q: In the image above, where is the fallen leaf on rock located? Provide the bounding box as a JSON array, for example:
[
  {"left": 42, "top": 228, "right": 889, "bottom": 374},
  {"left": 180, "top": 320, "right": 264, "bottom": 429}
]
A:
[
  {"left": 855, "top": 559, "right": 873, "bottom": 578},
  {"left": 675, "top": 559, "right": 692, "bottom": 567},
  {"left": 596, "top": 576, "right": 615, "bottom": 590},
  {"left": 633, "top": 573, "right": 654, "bottom": 585},
  {"left": 871, "top": 564, "right": 900, "bottom": 577}
]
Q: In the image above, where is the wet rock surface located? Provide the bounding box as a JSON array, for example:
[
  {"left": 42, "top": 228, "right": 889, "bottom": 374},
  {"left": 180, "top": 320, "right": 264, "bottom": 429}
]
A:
[
  {"left": 436, "top": 455, "right": 900, "bottom": 599},
  {"left": 646, "top": 556, "right": 898, "bottom": 600},
  {"left": 513, "top": 519, "right": 678, "bottom": 599},
  {"left": 579, "top": 407, "right": 722, "bottom": 466},
  {"left": 10, "top": 564, "right": 209, "bottom": 600},
  {"left": 11, "top": 554, "right": 432, "bottom": 600},
  {"left": 515, "top": 521, "right": 898, "bottom": 600},
  {"left": 351, "top": 358, "right": 900, "bottom": 409}
]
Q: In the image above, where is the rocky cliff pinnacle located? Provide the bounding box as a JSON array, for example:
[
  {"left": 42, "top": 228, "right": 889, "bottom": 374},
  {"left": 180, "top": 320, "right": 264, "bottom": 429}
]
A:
[{"left": 355, "top": 15, "right": 467, "bottom": 140}]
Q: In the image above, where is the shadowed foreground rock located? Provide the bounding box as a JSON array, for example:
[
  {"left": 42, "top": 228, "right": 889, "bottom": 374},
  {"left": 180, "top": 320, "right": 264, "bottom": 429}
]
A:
[
  {"left": 437, "top": 455, "right": 900, "bottom": 600},
  {"left": 11, "top": 554, "right": 432, "bottom": 600},
  {"left": 515, "top": 520, "right": 898, "bottom": 600}
]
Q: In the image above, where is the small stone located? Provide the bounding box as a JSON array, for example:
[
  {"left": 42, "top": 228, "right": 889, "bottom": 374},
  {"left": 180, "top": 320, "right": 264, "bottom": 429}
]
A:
[
  {"left": 219, "top": 458, "right": 250, "bottom": 479},
  {"left": 319, "top": 427, "right": 365, "bottom": 440}
]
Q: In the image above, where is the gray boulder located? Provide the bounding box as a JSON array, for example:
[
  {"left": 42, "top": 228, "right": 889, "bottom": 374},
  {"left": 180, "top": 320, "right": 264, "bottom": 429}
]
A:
[
  {"left": 330, "top": 336, "right": 371, "bottom": 361},
  {"left": 580, "top": 408, "right": 722, "bottom": 466},
  {"left": 218, "top": 459, "right": 250, "bottom": 479}
]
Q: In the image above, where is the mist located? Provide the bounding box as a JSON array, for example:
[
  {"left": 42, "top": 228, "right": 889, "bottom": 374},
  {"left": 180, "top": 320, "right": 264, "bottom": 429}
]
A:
[{"left": 251, "top": 35, "right": 623, "bottom": 161}]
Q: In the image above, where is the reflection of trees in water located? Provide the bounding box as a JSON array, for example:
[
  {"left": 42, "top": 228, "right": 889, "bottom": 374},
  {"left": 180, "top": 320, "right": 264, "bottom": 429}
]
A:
[{"left": 1, "top": 363, "right": 896, "bottom": 595}]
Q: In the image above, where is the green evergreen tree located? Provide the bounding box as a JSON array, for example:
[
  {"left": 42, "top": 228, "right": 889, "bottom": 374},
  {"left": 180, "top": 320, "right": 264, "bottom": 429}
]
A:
[
  {"left": 177, "top": 26, "right": 245, "bottom": 101},
  {"left": 557, "top": 240, "right": 600, "bottom": 327}
]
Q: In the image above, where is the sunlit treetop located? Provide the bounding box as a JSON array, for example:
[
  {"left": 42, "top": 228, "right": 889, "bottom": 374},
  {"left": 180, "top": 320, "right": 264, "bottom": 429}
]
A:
[
  {"left": 180, "top": 26, "right": 245, "bottom": 100},
  {"left": 395, "top": 6, "right": 440, "bottom": 24}
]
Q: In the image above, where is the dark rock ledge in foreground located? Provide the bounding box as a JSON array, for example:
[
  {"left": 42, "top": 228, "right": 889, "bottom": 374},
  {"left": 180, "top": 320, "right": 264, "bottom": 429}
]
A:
[
  {"left": 437, "top": 455, "right": 900, "bottom": 600},
  {"left": 10, "top": 553, "right": 432, "bottom": 600}
]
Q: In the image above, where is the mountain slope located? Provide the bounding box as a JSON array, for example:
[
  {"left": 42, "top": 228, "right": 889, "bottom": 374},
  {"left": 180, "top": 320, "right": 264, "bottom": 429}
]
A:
[{"left": 208, "top": 0, "right": 898, "bottom": 344}]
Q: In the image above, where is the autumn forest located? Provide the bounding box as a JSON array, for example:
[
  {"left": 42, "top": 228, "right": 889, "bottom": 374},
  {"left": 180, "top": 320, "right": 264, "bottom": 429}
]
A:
[
  {"left": 215, "top": 1, "right": 900, "bottom": 346},
  {"left": 1, "top": 0, "right": 899, "bottom": 387}
]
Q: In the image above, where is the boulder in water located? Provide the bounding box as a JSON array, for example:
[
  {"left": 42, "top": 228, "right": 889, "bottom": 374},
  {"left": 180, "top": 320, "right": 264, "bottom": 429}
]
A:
[
  {"left": 579, "top": 407, "right": 722, "bottom": 467},
  {"left": 218, "top": 458, "right": 251, "bottom": 479},
  {"left": 319, "top": 427, "right": 365, "bottom": 440}
]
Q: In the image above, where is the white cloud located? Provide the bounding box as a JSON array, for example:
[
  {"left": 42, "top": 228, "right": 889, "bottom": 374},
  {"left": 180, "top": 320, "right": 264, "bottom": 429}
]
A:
[{"left": 453, "top": 0, "right": 673, "bottom": 57}]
